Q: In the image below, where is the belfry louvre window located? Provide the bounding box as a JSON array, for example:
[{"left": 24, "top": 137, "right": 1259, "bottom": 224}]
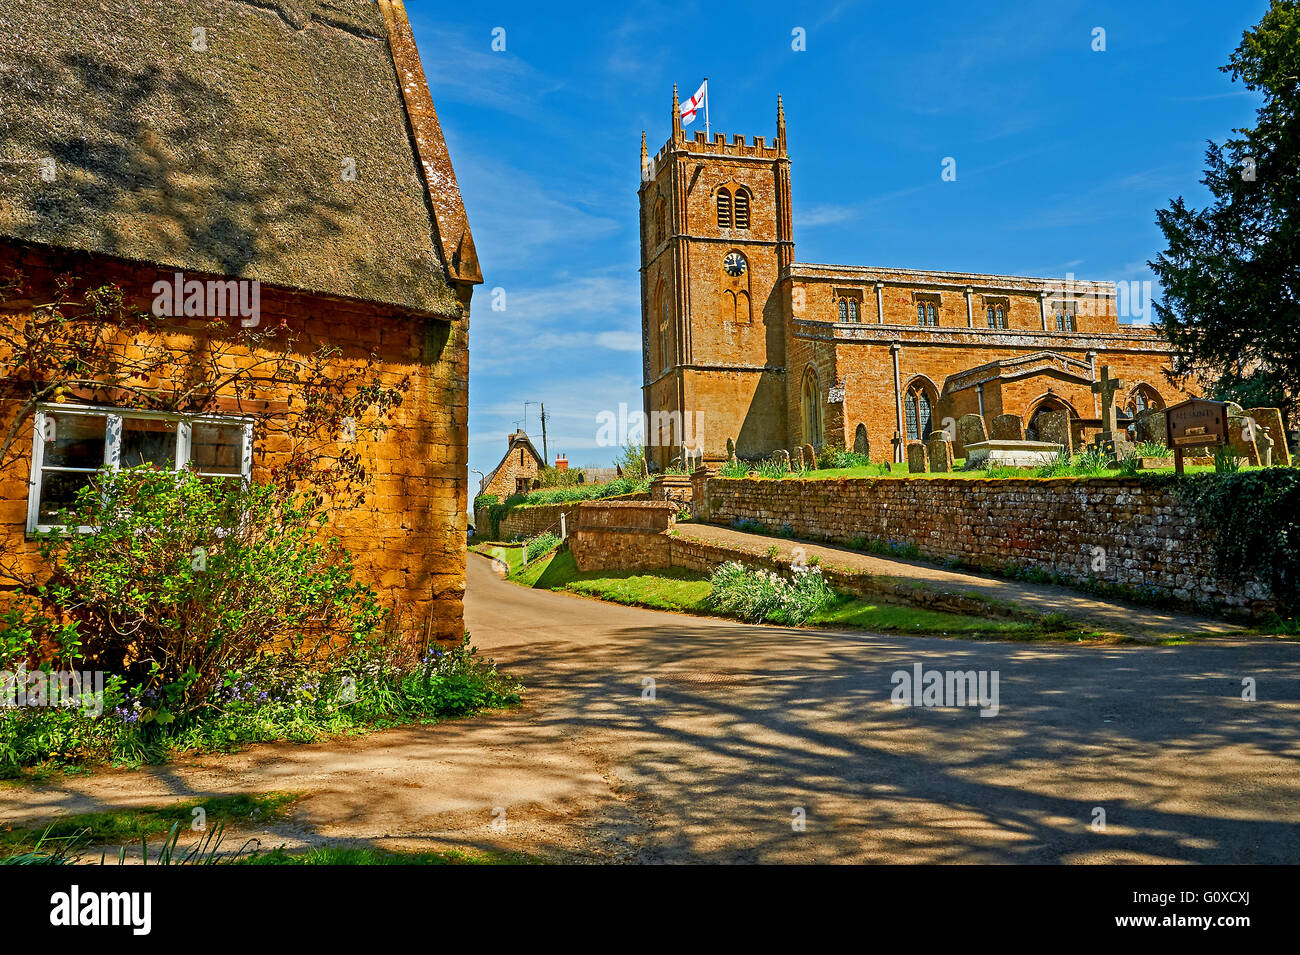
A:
[
  {"left": 733, "top": 188, "right": 751, "bottom": 229},
  {"left": 27, "top": 405, "right": 253, "bottom": 534},
  {"left": 716, "top": 190, "right": 732, "bottom": 228}
]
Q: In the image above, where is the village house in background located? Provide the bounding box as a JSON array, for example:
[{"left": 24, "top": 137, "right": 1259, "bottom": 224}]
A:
[
  {"left": 478, "top": 430, "right": 546, "bottom": 498},
  {"left": 639, "top": 91, "right": 1198, "bottom": 468},
  {"left": 0, "top": 0, "right": 480, "bottom": 645}
]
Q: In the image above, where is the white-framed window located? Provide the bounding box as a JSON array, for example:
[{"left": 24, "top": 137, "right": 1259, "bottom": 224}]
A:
[{"left": 27, "top": 404, "right": 253, "bottom": 534}]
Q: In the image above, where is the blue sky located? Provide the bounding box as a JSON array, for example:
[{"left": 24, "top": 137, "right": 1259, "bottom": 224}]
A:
[{"left": 402, "top": 0, "right": 1269, "bottom": 484}]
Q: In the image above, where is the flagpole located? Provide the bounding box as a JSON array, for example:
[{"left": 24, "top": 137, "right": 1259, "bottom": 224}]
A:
[{"left": 703, "top": 77, "right": 710, "bottom": 138}]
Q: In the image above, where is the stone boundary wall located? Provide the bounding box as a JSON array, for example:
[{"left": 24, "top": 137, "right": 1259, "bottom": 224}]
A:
[
  {"left": 699, "top": 476, "right": 1268, "bottom": 616},
  {"left": 494, "top": 492, "right": 652, "bottom": 541},
  {"left": 570, "top": 502, "right": 678, "bottom": 572}
]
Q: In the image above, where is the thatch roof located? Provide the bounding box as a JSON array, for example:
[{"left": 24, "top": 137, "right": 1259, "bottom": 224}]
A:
[{"left": 0, "top": 0, "right": 477, "bottom": 316}]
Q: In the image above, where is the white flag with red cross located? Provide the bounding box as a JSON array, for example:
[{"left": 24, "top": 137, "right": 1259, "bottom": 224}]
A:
[{"left": 680, "top": 80, "right": 708, "bottom": 126}]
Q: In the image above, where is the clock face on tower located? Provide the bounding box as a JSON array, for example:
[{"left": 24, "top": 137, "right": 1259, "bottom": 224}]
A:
[{"left": 723, "top": 252, "right": 747, "bottom": 276}]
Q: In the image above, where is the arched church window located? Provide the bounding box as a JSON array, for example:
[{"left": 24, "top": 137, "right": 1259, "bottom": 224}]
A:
[
  {"left": 904, "top": 382, "right": 934, "bottom": 441},
  {"left": 848, "top": 299, "right": 859, "bottom": 322},
  {"left": 654, "top": 199, "right": 667, "bottom": 245},
  {"left": 987, "top": 304, "right": 1006, "bottom": 329},
  {"left": 657, "top": 291, "right": 671, "bottom": 372},
  {"left": 916, "top": 302, "right": 937, "bottom": 327},
  {"left": 801, "top": 369, "right": 823, "bottom": 448},
  {"left": 1125, "top": 384, "right": 1163, "bottom": 416},
  {"left": 838, "top": 300, "right": 848, "bottom": 322}
]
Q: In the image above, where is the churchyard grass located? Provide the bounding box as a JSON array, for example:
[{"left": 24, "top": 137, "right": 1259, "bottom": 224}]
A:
[{"left": 734, "top": 460, "right": 1251, "bottom": 481}]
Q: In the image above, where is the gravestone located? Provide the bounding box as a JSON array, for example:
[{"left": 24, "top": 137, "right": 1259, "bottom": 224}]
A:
[
  {"left": 1133, "top": 408, "right": 1167, "bottom": 446},
  {"left": 1088, "top": 365, "right": 1134, "bottom": 460},
  {"left": 906, "top": 441, "right": 928, "bottom": 473},
  {"left": 801, "top": 443, "right": 817, "bottom": 470},
  {"left": 1037, "top": 409, "right": 1074, "bottom": 454},
  {"left": 774, "top": 449, "right": 790, "bottom": 468},
  {"left": 853, "top": 423, "right": 870, "bottom": 456},
  {"left": 1245, "top": 407, "right": 1290, "bottom": 466},
  {"left": 990, "top": 414, "right": 1024, "bottom": 441},
  {"left": 1227, "top": 415, "right": 1264, "bottom": 464},
  {"left": 1224, "top": 401, "right": 1244, "bottom": 417},
  {"left": 725, "top": 437, "right": 736, "bottom": 462},
  {"left": 639, "top": 457, "right": 648, "bottom": 479},
  {"left": 927, "top": 436, "right": 953, "bottom": 472},
  {"left": 955, "top": 414, "right": 987, "bottom": 457}
]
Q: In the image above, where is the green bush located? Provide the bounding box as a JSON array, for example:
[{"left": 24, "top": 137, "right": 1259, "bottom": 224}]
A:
[
  {"left": 817, "top": 447, "right": 873, "bottom": 470},
  {"left": 473, "top": 493, "right": 498, "bottom": 512},
  {"left": 1179, "top": 469, "right": 1300, "bottom": 611},
  {"left": 707, "top": 561, "right": 835, "bottom": 626},
  {"left": 31, "top": 467, "right": 384, "bottom": 720},
  {"left": 525, "top": 532, "right": 561, "bottom": 563},
  {"left": 0, "top": 466, "right": 523, "bottom": 775},
  {"left": 536, "top": 466, "right": 585, "bottom": 489}
]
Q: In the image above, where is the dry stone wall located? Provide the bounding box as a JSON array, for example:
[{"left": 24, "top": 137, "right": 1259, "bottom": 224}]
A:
[{"left": 702, "top": 476, "right": 1269, "bottom": 615}]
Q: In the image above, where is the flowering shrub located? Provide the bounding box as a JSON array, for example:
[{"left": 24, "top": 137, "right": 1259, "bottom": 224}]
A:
[
  {"left": 29, "top": 466, "right": 386, "bottom": 721},
  {"left": 706, "top": 561, "right": 835, "bottom": 626},
  {"left": 0, "top": 468, "right": 523, "bottom": 775},
  {"left": 0, "top": 635, "right": 521, "bottom": 775}
]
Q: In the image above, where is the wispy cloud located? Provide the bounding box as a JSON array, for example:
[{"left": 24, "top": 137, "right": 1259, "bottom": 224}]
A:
[{"left": 403, "top": 20, "right": 563, "bottom": 117}]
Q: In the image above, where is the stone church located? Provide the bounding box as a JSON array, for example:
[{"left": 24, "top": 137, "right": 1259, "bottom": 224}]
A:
[{"left": 638, "top": 91, "right": 1195, "bottom": 467}]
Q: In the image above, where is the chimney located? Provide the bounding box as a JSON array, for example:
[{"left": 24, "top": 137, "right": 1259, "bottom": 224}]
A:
[
  {"left": 508, "top": 429, "right": 523, "bottom": 448},
  {"left": 554, "top": 454, "right": 568, "bottom": 472}
]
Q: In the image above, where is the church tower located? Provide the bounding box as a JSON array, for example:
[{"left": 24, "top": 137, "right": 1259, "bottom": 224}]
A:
[{"left": 638, "top": 91, "right": 794, "bottom": 468}]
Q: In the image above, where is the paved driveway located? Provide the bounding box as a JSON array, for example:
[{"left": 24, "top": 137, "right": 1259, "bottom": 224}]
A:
[{"left": 3, "top": 554, "right": 1297, "bottom": 863}]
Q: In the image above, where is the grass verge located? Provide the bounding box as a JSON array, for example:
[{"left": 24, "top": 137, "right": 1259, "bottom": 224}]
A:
[
  {"left": 0, "top": 792, "right": 300, "bottom": 860},
  {"left": 238, "top": 845, "right": 546, "bottom": 866},
  {"left": 509, "top": 549, "right": 1107, "bottom": 641}
]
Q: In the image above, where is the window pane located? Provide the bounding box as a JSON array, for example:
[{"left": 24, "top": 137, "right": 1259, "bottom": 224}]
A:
[
  {"left": 38, "top": 470, "right": 95, "bottom": 522},
  {"left": 120, "top": 418, "right": 178, "bottom": 469},
  {"left": 42, "top": 413, "right": 107, "bottom": 469},
  {"left": 190, "top": 423, "right": 244, "bottom": 475}
]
